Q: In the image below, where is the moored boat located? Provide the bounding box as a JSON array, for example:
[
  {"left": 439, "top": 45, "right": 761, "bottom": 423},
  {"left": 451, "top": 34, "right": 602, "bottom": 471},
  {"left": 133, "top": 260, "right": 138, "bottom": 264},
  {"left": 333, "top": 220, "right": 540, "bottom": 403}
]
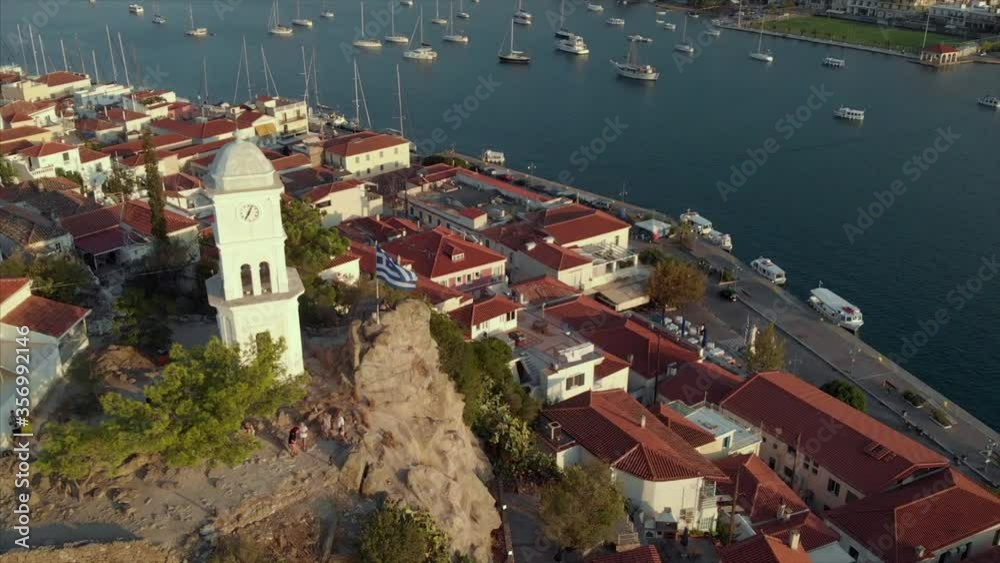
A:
[
  {"left": 499, "top": 18, "right": 530, "bottom": 63},
  {"left": 612, "top": 38, "right": 658, "bottom": 81},
  {"left": 750, "top": 257, "right": 786, "bottom": 285},
  {"left": 587, "top": 2, "right": 604, "bottom": 11},
  {"left": 556, "top": 34, "right": 590, "bottom": 55},
  {"left": 833, "top": 106, "right": 865, "bottom": 121},
  {"left": 809, "top": 285, "right": 864, "bottom": 332},
  {"left": 977, "top": 95, "right": 1000, "bottom": 109},
  {"left": 823, "top": 56, "right": 846, "bottom": 68},
  {"left": 606, "top": 17, "right": 625, "bottom": 25}
]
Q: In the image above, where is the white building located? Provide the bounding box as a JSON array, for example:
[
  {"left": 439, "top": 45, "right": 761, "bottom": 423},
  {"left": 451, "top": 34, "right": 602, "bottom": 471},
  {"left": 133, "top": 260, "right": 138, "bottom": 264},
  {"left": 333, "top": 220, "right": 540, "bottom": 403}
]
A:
[
  {"left": 302, "top": 179, "right": 384, "bottom": 228},
  {"left": 73, "top": 83, "right": 135, "bottom": 117},
  {"left": 11, "top": 142, "right": 82, "bottom": 182},
  {"left": 447, "top": 294, "right": 522, "bottom": 341},
  {"left": 203, "top": 141, "right": 305, "bottom": 378},
  {"left": 323, "top": 131, "right": 410, "bottom": 179},
  {"left": 255, "top": 96, "right": 308, "bottom": 137}
]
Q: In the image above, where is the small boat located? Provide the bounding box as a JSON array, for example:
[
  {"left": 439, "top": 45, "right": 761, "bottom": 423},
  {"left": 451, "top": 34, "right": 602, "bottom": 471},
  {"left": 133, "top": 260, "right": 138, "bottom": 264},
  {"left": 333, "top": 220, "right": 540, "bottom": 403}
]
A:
[
  {"left": 978, "top": 95, "right": 1000, "bottom": 109},
  {"left": 606, "top": 17, "right": 625, "bottom": 25},
  {"left": 707, "top": 230, "right": 733, "bottom": 252},
  {"left": 513, "top": 0, "right": 532, "bottom": 25},
  {"left": 655, "top": 18, "right": 664, "bottom": 24},
  {"left": 809, "top": 285, "right": 864, "bottom": 332},
  {"left": 662, "top": 22, "right": 676, "bottom": 30},
  {"left": 442, "top": 2, "right": 470, "bottom": 43},
  {"left": 656, "top": 10, "right": 667, "bottom": 15},
  {"left": 403, "top": 8, "right": 436, "bottom": 59},
  {"left": 750, "top": 257, "right": 786, "bottom": 285},
  {"left": 706, "top": 27, "right": 722, "bottom": 37},
  {"left": 749, "top": 17, "right": 772, "bottom": 62},
  {"left": 711, "top": 18, "right": 723, "bottom": 26},
  {"left": 185, "top": 1, "right": 208, "bottom": 36},
  {"left": 674, "top": 15, "right": 693, "bottom": 54},
  {"left": 823, "top": 56, "right": 846, "bottom": 68},
  {"left": 291, "top": 0, "right": 313, "bottom": 27},
  {"left": 400, "top": 0, "right": 414, "bottom": 4},
  {"left": 268, "top": 0, "right": 294, "bottom": 35},
  {"left": 482, "top": 149, "right": 506, "bottom": 165},
  {"left": 320, "top": 0, "right": 335, "bottom": 18},
  {"left": 129, "top": 3, "right": 144, "bottom": 15},
  {"left": 833, "top": 106, "right": 865, "bottom": 121},
  {"left": 628, "top": 34, "right": 653, "bottom": 43},
  {"left": 457, "top": 0, "right": 470, "bottom": 18},
  {"left": 499, "top": 18, "right": 530, "bottom": 63},
  {"left": 385, "top": 7, "right": 408, "bottom": 43},
  {"left": 353, "top": 2, "right": 383, "bottom": 47},
  {"left": 612, "top": 38, "right": 658, "bottom": 81},
  {"left": 152, "top": 2, "right": 166, "bottom": 24},
  {"left": 690, "top": 13, "right": 700, "bottom": 18},
  {"left": 431, "top": 0, "right": 448, "bottom": 24},
  {"left": 556, "top": 34, "right": 590, "bottom": 55},
  {"left": 555, "top": 0, "right": 572, "bottom": 39},
  {"left": 587, "top": 2, "right": 604, "bottom": 11}
]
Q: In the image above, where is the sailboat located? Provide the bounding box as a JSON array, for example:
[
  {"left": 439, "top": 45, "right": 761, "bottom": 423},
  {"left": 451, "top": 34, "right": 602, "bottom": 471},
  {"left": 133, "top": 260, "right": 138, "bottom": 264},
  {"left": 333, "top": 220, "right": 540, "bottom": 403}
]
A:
[
  {"left": 513, "top": 0, "right": 532, "bottom": 25},
  {"left": 400, "top": 0, "right": 414, "bottom": 5},
  {"left": 749, "top": 16, "right": 773, "bottom": 62},
  {"left": 353, "top": 3, "right": 383, "bottom": 47},
  {"left": 554, "top": 0, "right": 571, "bottom": 39},
  {"left": 612, "top": 37, "right": 658, "bottom": 80},
  {"left": 403, "top": 8, "right": 437, "bottom": 60},
  {"left": 347, "top": 60, "right": 372, "bottom": 131},
  {"left": 152, "top": 0, "right": 167, "bottom": 24},
  {"left": 457, "top": 0, "right": 470, "bottom": 19},
  {"left": 321, "top": 0, "right": 335, "bottom": 19},
  {"left": 186, "top": 1, "right": 209, "bottom": 37},
  {"left": 498, "top": 18, "right": 530, "bottom": 63},
  {"left": 674, "top": 15, "right": 694, "bottom": 54},
  {"left": 443, "top": 2, "right": 470, "bottom": 43},
  {"left": 587, "top": 2, "right": 604, "bottom": 12},
  {"left": 268, "top": 0, "right": 294, "bottom": 36},
  {"left": 292, "top": 0, "right": 314, "bottom": 27},
  {"left": 431, "top": 0, "right": 448, "bottom": 25},
  {"left": 385, "top": 7, "right": 409, "bottom": 43}
]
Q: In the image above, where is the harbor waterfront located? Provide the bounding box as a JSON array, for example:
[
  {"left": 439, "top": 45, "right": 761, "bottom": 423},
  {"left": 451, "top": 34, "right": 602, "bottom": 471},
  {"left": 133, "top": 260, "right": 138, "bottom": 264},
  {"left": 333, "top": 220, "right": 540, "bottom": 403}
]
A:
[{"left": 0, "top": 1, "right": 997, "bottom": 428}]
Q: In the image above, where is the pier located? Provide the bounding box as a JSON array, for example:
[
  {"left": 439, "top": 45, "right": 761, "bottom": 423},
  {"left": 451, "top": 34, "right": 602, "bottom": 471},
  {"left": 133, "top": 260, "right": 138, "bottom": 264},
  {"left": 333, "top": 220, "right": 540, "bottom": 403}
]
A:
[{"left": 451, "top": 151, "right": 1000, "bottom": 488}]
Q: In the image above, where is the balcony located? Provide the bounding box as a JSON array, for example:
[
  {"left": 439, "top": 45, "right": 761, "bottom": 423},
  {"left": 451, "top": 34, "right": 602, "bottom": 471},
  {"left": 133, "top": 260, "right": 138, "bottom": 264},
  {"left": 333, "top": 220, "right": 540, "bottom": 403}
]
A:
[{"left": 699, "top": 482, "right": 718, "bottom": 511}]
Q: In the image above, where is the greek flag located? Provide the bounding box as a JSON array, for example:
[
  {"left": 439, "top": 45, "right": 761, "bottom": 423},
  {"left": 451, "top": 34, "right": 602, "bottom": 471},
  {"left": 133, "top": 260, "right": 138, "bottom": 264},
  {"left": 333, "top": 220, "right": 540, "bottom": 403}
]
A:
[{"left": 376, "top": 246, "right": 417, "bottom": 290}]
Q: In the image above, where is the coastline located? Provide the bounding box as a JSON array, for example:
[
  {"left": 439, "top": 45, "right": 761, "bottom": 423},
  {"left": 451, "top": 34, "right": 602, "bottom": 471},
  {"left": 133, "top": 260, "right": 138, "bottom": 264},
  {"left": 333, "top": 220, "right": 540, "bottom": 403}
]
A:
[{"left": 717, "top": 24, "right": 918, "bottom": 59}]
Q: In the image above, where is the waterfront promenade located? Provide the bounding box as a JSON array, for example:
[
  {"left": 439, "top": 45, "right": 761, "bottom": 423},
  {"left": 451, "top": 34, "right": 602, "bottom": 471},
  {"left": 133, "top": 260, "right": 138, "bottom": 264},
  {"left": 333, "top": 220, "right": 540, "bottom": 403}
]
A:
[{"left": 454, "top": 151, "right": 1000, "bottom": 488}]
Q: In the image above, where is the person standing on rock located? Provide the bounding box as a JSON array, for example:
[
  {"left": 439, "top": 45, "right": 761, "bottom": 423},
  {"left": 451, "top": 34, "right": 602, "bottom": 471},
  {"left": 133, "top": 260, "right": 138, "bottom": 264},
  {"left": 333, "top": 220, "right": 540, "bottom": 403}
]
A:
[
  {"left": 287, "top": 424, "right": 301, "bottom": 457},
  {"left": 298, "top": 423, "right": 310, "bottom": 452},
  {"left": 336, "top": 412, "right": 346, "bottom": 441}
]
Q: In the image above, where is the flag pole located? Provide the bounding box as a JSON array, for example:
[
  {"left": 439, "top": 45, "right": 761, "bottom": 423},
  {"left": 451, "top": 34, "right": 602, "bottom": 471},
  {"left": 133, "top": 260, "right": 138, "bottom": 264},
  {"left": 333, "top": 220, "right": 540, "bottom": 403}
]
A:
[{"left": 375, "top": 266, "right": 381, "bottom": 325}]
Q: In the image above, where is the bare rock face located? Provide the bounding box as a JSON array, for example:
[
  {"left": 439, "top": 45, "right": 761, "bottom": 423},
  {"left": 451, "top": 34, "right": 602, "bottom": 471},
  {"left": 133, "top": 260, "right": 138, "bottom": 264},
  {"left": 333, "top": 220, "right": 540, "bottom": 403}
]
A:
[
  {"left": 348, "top": 300, "right": 500, "bottom": 562},
  {"left": 0, "top": 541, "right": 179, "bottom": 563}
]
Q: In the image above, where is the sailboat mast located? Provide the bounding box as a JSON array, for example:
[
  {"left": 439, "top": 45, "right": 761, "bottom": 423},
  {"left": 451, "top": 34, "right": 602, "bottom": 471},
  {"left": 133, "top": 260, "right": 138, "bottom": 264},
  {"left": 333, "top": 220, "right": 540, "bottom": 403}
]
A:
[
  {"left": 203, "top": 57, "right": 208, "bottom": 103},
  {"left": 244, "top": 36, "right": 253, "bottom": 102},
  {"left": 396, "top": 64, "right": 404, "bottom": 138},
  {"left": 301, "top": 45, "right": 309, "bottom": 105},
  {"left": 353, "top": 59, "right": 360, "bottom": 127},
  {"left": 313, "top": 48, "right": 320, "bottom": 107},
  {"left": 105, "top": 26, "right": 117, "bottom": 82},
  {"left": 92, "top": 50, "right": 100, "bottom": 83},
  {"left": 117, "top": 32, "right": 129, "bottom": 86}
]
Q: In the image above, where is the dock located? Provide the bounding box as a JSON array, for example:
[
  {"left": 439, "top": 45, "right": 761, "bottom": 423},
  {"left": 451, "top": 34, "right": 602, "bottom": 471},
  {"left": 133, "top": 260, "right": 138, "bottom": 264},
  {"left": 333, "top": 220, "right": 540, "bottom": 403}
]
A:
[{"left": 451, "top": 151, "right": 1000, "bottom": 488}]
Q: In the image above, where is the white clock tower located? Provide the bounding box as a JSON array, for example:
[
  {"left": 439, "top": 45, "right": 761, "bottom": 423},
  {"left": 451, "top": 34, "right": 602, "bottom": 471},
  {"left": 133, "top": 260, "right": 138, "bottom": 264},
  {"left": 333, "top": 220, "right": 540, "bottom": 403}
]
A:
[{"left": 204, "top": 141, "right": 304, "bottom": 377}]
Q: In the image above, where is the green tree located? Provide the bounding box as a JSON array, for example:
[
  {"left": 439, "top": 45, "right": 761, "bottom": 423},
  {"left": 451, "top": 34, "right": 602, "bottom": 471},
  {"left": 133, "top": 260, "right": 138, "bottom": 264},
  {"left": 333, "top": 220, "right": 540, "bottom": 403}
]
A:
[
  {"left": 539, "top": 464, "right": 625, "bottom": 552},
  {"left": 821, "top": 380, "right": 868, "bottom": 412},
  {"left": 103, "top": 161, "right": 137, "bottom": 201},
  {"left": 142, "top": 130, "right": 168, "bottom": 241},
  {"left": 360, "top": 502, "right": 451, "bottom": 563},
  {"left": 675, "top": 221, "right": 697, "bottom": 250},
  {"left": 638, "top": 247, "right": 669, "bottom": 266},
  {"left": 55, "top": 168, "right": 85, "bottom": 186},
  {"left": 647, "top": 258, "right": 706, "bottom": 309},
  {"left": 281, "top": 198, "right": 350, "bottom": 325},
  {"left": 0, "top": 253, "right": 93, "bottom": 306},
  {"left": 0, "top": 157, "right": 17, "bottom": 186},
  {"left": 113, "top": 287, "right": 174, "bottom": 352},
  {"left": 745, "top": 323, "right": 786, "bottom": 374}
]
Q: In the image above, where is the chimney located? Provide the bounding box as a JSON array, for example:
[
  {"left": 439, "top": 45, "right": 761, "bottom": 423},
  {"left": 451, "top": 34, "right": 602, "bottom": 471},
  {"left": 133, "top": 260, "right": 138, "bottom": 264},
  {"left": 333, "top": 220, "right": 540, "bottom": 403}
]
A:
[
  {"left": 627, "top": 354, "right": 635, "bottom": 365},
  {"left": 525, "top": 241, "right": 537, "bottom": 251},
  {"left": 640, "top": 414, "right": 646, "bottom": 428},
  {"left": 777, "top": 502, "right": 789, "bottom": 521},
  {"left": 915, "top": 546, "right": 925, "bottom": 558},
  {"left": 788, "top": 529, "right": 801, "bottom": 551},
  {"left": 547, "top": 421, "right": 562, "bottom": 442}
]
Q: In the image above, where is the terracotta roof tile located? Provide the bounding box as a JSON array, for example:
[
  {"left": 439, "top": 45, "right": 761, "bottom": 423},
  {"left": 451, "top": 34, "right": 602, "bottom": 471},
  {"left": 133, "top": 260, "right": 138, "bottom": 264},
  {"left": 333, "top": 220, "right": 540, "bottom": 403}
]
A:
[
  {"left": 17, "top": 142, "right": 76, "bottom": 158},
  {"left": 0, "top": 185, "right": 99, "bottom": 217},
  {"left": 658, "top": 361, "right": 745, "bottom": 407},
  {"left": 101, "top": 133, "right": 191, "bottom": 156},
  {"left": 381, "top": 226, "right": 505, "bottom": 280},
  {"left": 540, "top": 203, "right": 630, "bottom": 247},
  {"left": 304, "top": 179, "right": 366, "bottom": 203},
  {"left": 523, "top": 240, "right": 590, "bottom": 271},
  {"left": 271, "top": 153, "right": 311, "bottom": 172},
  {"left": 590, "top": 546, "right": 663, "bottom": 563},
  {"left": 0, "top": 205, "right": 68, "bottom": 246},
  {"left": 0, "top": 277, "right": 31, "bottom": 303},
  {"left": 151, "top": 117, "right": 245, "bottom": 139},
  {"left": 448, "top": 294, "right": 522, "bottom": 337},
  {"left": 720, "top": 372, "right": 949, "bottom": 495},
  {"left": 338, "top": 216, "right": 413, "bottom": 244},
  {"left": 595, "top": 352, "right": 631, "bottom": 381},
  {"left": 323, "top": 131, "right": 408, "bottom": 157},
  {"left": 0, "top": 126, "right": 49, "bottom": 143},
  {"left": 651, "top": 404, "right": 716, "bottom": 448},
  {"left": 105, "top": 108, "right": 149, "bottom": 123},
  {"left": 78, "top": 147, "right": 109, "bottom": 164},
  {"left": 510, "top": 275, "right": 579, "bottom": 305},
  {"left": 37, "top": 71, "right": 89, "bottom": 87},
  {"left": 61, "top": 200, "right": 197, "bottom": 239},
  {"left": 1, "top": 294, "right": 89, "bottom": 338},
  {"left": 280, "top": 166, "right": 349, "bottom": 194},
  {"left": 755, "top": 512, "right": 840, "bottom": 553},
  {"left": 715, "top": 454, "right": 809, "bottom": 524},
  {"left": 718, "top": 534, "right": 811, "bottom": 563}
]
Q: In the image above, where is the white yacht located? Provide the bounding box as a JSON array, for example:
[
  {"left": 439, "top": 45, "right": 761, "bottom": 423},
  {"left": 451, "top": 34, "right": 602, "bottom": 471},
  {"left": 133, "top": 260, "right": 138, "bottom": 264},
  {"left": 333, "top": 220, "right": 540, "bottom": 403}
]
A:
[
  {"left": 823, "top": 56, "right": 846, "bottom": 68},
  {"left": 457, "top": 0, "right": 470, "bottom": 18},
  {"left": 679, "top": 210, "right": 713, "bottom": 234},
  {"left": 403, "top": 9, "right": 436, "bottom": 59},
  {"left": 706, "top": 27, "right": 722, "bottom": 37},
  {"left": 707, "top": 230, "right": 733, "bottom": 252},
  {"left": 750, "top": 257, "right": 786, "bottom": 285},
  {"left": 606, "top": 17, "right": 625, "bottom": 26},
  {"left": 353, "top": 3, "right": 383, "bottom": 47},
  {"left": 400, "top": 0, "right": 414, "bottom": 5},
  {"left": 268, "top": 0, "right": 294, "bottom": 35},
  {"left": 587, "top": 2, "right": 604, "bottom": 11},
  {"left": 656, "top": 10, "right": 667, "bottom": 15},
  {"left": 292, "top": 0, "right": 314, "bottom": 27},
  {"left": 129, "top": 4, "right": 144, "bottom": 15},
  {"left": 628, "top": 34, "right": 653, "bottom": 43},
  {"left": 320, "top": 0, "right": 335, "bottom": 18},
  {"left": 499, "top": 18, "right": 530, "bottom": 63},
  {"left": 431, "top": 0, "right": 448, "bottom": 25},
  {"left": 442, "top": 3, "right": 470, "bottom": 43},
  {"left": 556, "top": 34, "right": 590, "bottom": 55},
  {"left": 749, "top": 18, "right": 773, "bottom": 62},
  {"left": 152, "top": 1, "right": 166, "bottom": 23},
  {"left": 977, "top": 95, "right": 1000, "bottom": 109},
  {"left": 834, "top": 106, "right": 865, "bottom": 121},
  {"left": 662, "top": 21, "right": 676, "bottom": 30},
  {"left": 809, "top": 286, "right": 864, "bottom": 332},
  {"left": 674, "top": 16, "right": 694, "bottom": 54},
  {"left": 385, "top": 7, "right": 409, "bottom": 43},
  {"left": 514, "top": 0, "right": 532, "bottom": 25},
  {"left": 611, "top": 38, "right": 659, "bottom": 81},
  {"left": 185, "top": 0, "right": 208, "bottom": 36},
  {"left": 555, "top": 0, "right": 572, "bottom": 39}
]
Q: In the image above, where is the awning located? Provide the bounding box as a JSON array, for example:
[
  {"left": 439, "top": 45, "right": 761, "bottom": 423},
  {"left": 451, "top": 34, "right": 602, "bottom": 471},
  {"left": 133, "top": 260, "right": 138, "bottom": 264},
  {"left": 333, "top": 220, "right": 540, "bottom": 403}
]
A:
[{"left": 255, "top": 123, "right": 278, "bottom": 137}]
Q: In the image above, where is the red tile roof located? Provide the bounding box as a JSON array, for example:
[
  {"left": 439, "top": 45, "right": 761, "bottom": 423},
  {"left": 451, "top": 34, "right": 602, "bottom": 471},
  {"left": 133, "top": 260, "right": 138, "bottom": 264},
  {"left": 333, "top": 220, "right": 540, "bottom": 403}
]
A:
[
  {"left": 651, "top": 404, "right": 716, "bottom": 448},
  {"left": 595, "top": 352, "right": 631, "bottom": 381},
  {"left": 715, "top": 454, "right": 809, "bottom": 524},
  {"left": 17, "top": 142, "right": 76, "bottom": 158},
  {"left": 304, "top": 179, "right": 366, "bottom": 203},
  {"left": 523, "top": 240, "right": 590, "bottom": 271},
  {"left": 925, "top": 43, "right": 959, "bottom": 54},
  {"left": 101, "top": 133, "right": 191, "bottom": 156},
  {"left": 1, "top": 294, "right": 89, "bottom": 338},
  {"left": 1, "top": 101, "right": 56, "bottom": 122},
  {"left": 382, "top": 226, "right": 505, "bottom": 280},
  {"left": 75, "top": 117, "right": 119, "bottom": 133},
  {"left": 162, "top": 172, "right": 203, "bottom": 192},
  {"left": 658, "top": 361, "right": 745, "bottom": 406},
  {"left": 0, "top": 139, "right": 33, "bottom": 156},
  {"left": 350, "top": 241, "right": 468, "bottom": 307},
  {"left": 280, "top": 166, "right": 349, "bottom": 194},
  {"left": 0, "top": 126, "right": 49, "bottom": 143},
  {"left": 481, "top": 220, "right": 549, "bottom": 251},
  {"left": 271, "top": 153, "right": 311, "bottom": 172},
  {"left": 78, "top": 147, "right": 109, "bottom": 164},
  {"left": 720, "top": 371, "right": 949, "bottom": 496},
  {"left": 168, "top": 138, "right": 232, "bottom": 160},
  {"left": 327, "top": 253, "right": 360, "bottom": 269},
  {"left": 382, "top": 216, "right": 420, "bottom": 232},
  {"left": 542, "top": 390, "right": 730, "bottom": 482},
  {"left": 151, "top": 117, "right": 245, "bottom": 139},
  {"left": 544, "top": 296, "right": 700, "bottom": 379},
  {"left": 456, "top": 169, "right": 554, "bottom": 203},
  {"left": 323, "top": 131, "right": 408, "bottom": 157},
  {"left": 338, "top": 216, "right": 414, "bottom": 244},
  {"left": 825, "top": 468, "right": 1000, "bottom": 563},
  {"left": 73, "top": 226, "right": 141, "bottom": 255},
  {"left": 61, "top": 200, "right": 198, "bottom": 240},
  {"left": 540, "top": 203, "right": 630, "bottom": 247},
  {"left": 448, "top": 294, "right": 522, "bottom": 337},
  {"left": 0, "top": 277, "right": 31, "bottom": 303},
  {"left": 718, "top": 534, "right": 811, "bottom": 563},
  {"left": 755, "top": 512, "right": 840, "bottom": 553},
  {"left": 104, "top": 108, "right": 149, "bottom": 123},
  {"left": 590, "top": 546, "right": 663, "bottom": 563},
  {"left": 510, "top": 275, "right": 579, "bottom": 305},
  {"left": 37, "top": 71, "right": 89, "bottom": 87}
]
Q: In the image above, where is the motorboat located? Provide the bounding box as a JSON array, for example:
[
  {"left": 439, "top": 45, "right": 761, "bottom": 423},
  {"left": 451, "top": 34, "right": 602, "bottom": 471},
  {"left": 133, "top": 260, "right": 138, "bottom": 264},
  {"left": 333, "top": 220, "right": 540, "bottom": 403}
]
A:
[
  {"left": 606, "top": 17, "right": 625, "bottom": 25},
  {"left": 823, "top": 56, "right": 846, "bottom": 68},
  {"left": 627, "top": 34, "right": 653, "bottom": 43},
  {"left": 129, "top": 4, "right": 144, "bottom": 14},
  {"left": 457, "top": 0, "right": 470, "bottom": 18},
  {"left": 978, "top": 95, "right": 1000, "bottom": 109},
  {"left": 833, "top": 106, "right": 865, "bottom": 121},
  {"left": 587, "top": 3, "right": 604, "bottom": 11},
  {"left": 706, "top": 27, "right": 721, "bottom": 36},
  {"left": 809, "top": 285, "right": 864, "bottom": 332},
  {"left": 662, "top": 22, "right": 676, "bottom": 30},
  {"left": 556, "top": 34, "right": 590, "bottom": 55}
]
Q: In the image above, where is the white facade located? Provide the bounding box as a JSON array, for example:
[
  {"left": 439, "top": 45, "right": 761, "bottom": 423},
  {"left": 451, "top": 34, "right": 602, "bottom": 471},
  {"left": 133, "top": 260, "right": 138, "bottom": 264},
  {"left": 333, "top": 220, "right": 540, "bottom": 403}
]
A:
[
  {"left": 204, "top": 141, "right": 305, "bottom": 378},
  {"left": 325, "top": 137, "right": 410, "bottom": 179},
  {"left": 310, "top": 182, "right": 384, "bottom": 228},
  {"left": 13, "top": 145, "right": 81, "bottom": 182},
  {"left": 256, "top": 97, "right": 308, "bottom": 137},
  {"left": 73, "top": 84, "right": 135, "bottom": 116}
]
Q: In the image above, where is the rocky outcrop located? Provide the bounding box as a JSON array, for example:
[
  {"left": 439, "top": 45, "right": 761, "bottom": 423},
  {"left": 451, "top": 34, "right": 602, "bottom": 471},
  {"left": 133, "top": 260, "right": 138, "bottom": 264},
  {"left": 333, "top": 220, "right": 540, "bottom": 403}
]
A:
[
  {"left": 0, "top": 541, "right": 179, "bottom": 563},
  {"left": 347, "top": 301, "right": 500, "bottom": 562}
]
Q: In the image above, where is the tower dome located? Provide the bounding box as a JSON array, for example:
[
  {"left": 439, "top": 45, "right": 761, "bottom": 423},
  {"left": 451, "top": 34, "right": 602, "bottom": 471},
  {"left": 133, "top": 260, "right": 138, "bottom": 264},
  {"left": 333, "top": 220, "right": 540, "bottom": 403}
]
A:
[{"left": 206, "top": 140, "right": 279, "bottom": 193}]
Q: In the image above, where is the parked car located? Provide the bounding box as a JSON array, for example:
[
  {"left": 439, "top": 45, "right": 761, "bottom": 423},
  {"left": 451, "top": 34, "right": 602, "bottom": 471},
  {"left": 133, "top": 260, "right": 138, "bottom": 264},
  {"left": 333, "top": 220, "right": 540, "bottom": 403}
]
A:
[
  {"left": 719, "top": 287, "right": 738, "bottom": 302},
  {"left": 498, "top": 173, "right": 515, "bottom": 183}
]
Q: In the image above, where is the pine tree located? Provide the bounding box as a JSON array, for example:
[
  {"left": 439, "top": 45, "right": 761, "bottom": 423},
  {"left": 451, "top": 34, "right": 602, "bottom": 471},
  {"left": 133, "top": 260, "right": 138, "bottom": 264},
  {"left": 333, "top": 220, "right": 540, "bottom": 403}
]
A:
[
  {"left": 142, "top": 130, "right": 168, "bottom": 241},
  {"left": 746, "top": 323, "right": 786, "bottom": 373}
]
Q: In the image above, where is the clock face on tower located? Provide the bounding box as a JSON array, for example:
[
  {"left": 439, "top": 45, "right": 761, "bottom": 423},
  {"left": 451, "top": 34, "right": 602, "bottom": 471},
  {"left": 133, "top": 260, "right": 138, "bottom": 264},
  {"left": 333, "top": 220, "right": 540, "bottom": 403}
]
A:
[{"left": 237, "top": 203, "right": 260, "bottom": 223}]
